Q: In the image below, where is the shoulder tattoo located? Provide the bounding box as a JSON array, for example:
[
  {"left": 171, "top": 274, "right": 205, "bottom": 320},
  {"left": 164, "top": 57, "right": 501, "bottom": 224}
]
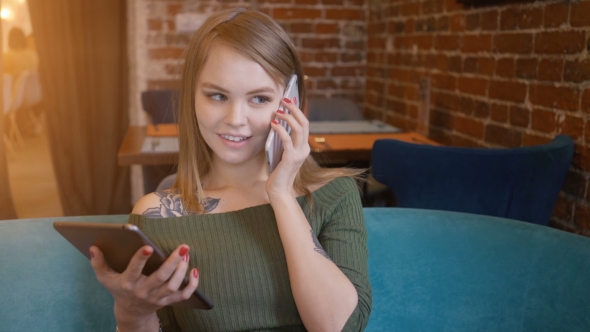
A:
[
  {"left": 311, "top": 230, "right": 332, "bottom": 261},
  {"left": 142, "top": 192, "right": 221, "bottom": 217}
]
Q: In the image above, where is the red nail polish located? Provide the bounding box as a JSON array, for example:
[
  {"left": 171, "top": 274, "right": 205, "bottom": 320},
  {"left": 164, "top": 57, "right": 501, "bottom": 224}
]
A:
[
  {"left": 193, "top": 269, "right": 199, "bottom": 279},
  {"left": 283, "top": 97, "right": 291, "bottom": 103},
  {"left": 271, "top": 119, "right": 279, "bottom": 125},
  {"left": 179, "top": 246, "right": 189, "bottom": 257},
  {"left": 142, "top": 247, "right": 152, "bottom": 256},
  {"left": 277, "top": 109, "right": 285, "bottom": 114},
  {"left": 293, "top": 97, "right": 297, "bottom": 104},
  {"left": 89, "top": 249, "right": 94, "bottom": 258}
]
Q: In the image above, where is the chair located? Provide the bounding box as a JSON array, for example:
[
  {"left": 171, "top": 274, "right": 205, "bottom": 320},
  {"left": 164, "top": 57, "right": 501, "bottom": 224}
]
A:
[
  {"left": 371, "top": 135, "right": 575, "bottom": 226},
  {"left": 307, "top": 97, "right": 364, "bottom": 121},
  {"left": 141, "top": 89, "right": 179, "bottom": 124}
]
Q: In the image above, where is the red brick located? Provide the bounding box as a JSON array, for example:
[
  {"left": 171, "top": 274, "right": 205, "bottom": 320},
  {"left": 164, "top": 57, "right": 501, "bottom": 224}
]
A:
[
  {"left": 431, "top": 74, "right": 456, "bottom": 91},
  {"left": 449, "top": 56, "right": 462, "bottom": 73},
  {"left": 500, "top": 8, "right": 519, "bottom": 30},
  {"left": 463, "top": 57, "right": 478, "bottom": 73},
  {"left": 490, "top": 103, "right": 509, "bottom": 123},
  {"left": 559, "top": 114, "right": 584, "bottom": 140},
  {"left": 432, "top": 91, "right": 460, "bottom": 111},
  {"left": 396, "top": 35, "right": 433, "bottom": 50},
  {"left": 436, "top": 16, "right": 450, "bottom": 31},
  {"left": 405, "top": 19, "right": 415, "bottom": 33},
  {"left": 148, "top": 47, "right": 185, "bottom": 59},
  {"left": 416, "top": 18, "right": 436, "bottom": 32},
  {"left": 538, "top": 58, "right": 563, "bottom": 81},
  {"left": 485, "top": 124, "right": 522, "bottom": 147},
  {"left": 531, "top": 108, "right": 556, "bottom": 133},
  {"left": 166, "top": 20, "right": 175, "bottom": 31},
  {"left": 289, "top": 22, "right": 313, "bottom": 33},
  {"left": 299, "top": 51, "right": 314, "bottom": 62},
  {"left": 564, "top": 59, "right": 590, "bottom": 83},
  {"left": 519, "top": 8, "right": 543, "bottom": 29},
  {"left": 515, "top": 58, "right": 538, "bottom": 79},
  {"left": 481, "top": 10, "right": 498, "bottom": 30},
  {"left": 316, "top": 79, "right": 337, "bottom": 89},
  {"left": 368, "top": 37, "right": 386, "bottom": 49},
  {"left": 147, "top": 19, "right": 163, "bottom": 31},
  {"left": 390, "top": 68, "right": 419, "bottom": 83},
  {"left": 544, "top": 3, "right": 570, "bottom": 28},
  {"left": 388, "top": 84, "right": 405, "bottom": 99},
  {"left": 571, "top": 1, "right": 590, "bottom": 27},
  {"left": 530, "top": 84, "right": 581, "bottom": 111},
  {"left": 496, "top": 58, "right": 515, "bottom": 78},
  {"left": 401, "top": 2, "right": 420, "bottom": 16},
  {"left": 563, "top": 170, "right": 586, "bottom": 197},
  {"left": 573, "top": 203, "right": 590, "bottom": 231},
  {"left": 314, "top": 52, "right": 337, "bottom": 62},
  {"left": 445, "top": 0, "right": 464, "bottom": 12},
  {"left": 509, "top": 106, "right": 530, "bottom": 128},
  {"left": 273, "top": 8, "right": 322, "bottom": 20},
  {"left": 301, "top": 38, "right": 340, "bottom": 49},
  {"left": 435, "top": 54, "right": 449, "bottom": 72},
  {"left": 583, "top": 89, "right": 590, "bottom": 115},
  {"left": 422, "top": 0, "right": 444, "bottom": 14},
  {"left": 478, "top": 57, "right": 496, "bottom": 75},
  {"left": 435, "top": 35, "right": 460, "bottom": 51},
  {"left": 331, "top": 66, "right": 363, "bottom": 76},
  {"left": 493, "top": 33, "right": 533, "bottom": 54},
  {"left": 326, "top": 9, "right": 364, "bottom": 20},
  {"left": 450, "top": 14, "right": 466, "bottom": 32},
  {"left": 552, "top": 195, "right": 574, "bottom": 222},
  {"left": 461, "top": 34, "right": 492, "bottom": 53},
  {"left": 316, "top": 23, "right": 338, "bottom": 34},
  {"left": 405, "top": 85, "right": 420, "bottom": 100},
  {"left": 341, "top": 53, "right": 363, "bottom": 62},
  {"left": 458, "top": 77, "right": 488, "bottom": 96},
  {"left": 489, "top": 80, "right": 527, "bottom": 102},
  {"left": 535, "top": 31, "right": 586, "bottom": 54},
  {"left": 346, "top": 40, "right": 364, "bottom": 50},
  {"left": 455, "top": 116, "right": 485, "bottom": 139},
  {"left": 465, "top": 13, "right": 480, "bottom": 31},
  {"left": 473, "top": 100, "right": 490, "bottom": 118},
  {"left": 295, "top": 0, "right": 320, "bottom": 4},
  {"left": 167, "top": 4, "right": 182, "bottom": 16},
  {"left": 164, "top": 63, "right": 182, "bottom": 75},
  {"left": 585, "top": 120, "right": 590, "bottom": 145}
]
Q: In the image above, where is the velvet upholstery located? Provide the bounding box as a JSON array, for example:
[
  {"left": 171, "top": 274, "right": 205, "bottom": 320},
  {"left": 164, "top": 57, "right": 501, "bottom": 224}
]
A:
[
  {"left": 371, "top": 135, "right": 574, "bottom": 226},
  {"left": 1, "top": 209, "right": 589, "bottom": 331},
  {"left": 364, "top": 208, "right": 590, "bottom": 332}
]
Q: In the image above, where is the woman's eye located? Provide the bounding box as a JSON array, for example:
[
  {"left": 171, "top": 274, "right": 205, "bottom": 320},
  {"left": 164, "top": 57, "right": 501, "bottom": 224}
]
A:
[
  {"left": 252, "top": 96, "right": 270, "bottom": 105},
  {"left": 207, "top": 93, "right": 227, "bottom": 101}
]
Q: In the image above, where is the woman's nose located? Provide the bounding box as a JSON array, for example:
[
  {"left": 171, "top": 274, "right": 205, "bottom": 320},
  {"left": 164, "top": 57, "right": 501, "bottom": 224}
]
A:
[{"left": 224, "top": 102, "right": 247, "bottom": 126}]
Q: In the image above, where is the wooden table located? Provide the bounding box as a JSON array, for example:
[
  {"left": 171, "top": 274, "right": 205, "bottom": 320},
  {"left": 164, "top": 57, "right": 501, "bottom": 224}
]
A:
[{"left": 118, "top": 126, "right": 439, "bottom": 166}]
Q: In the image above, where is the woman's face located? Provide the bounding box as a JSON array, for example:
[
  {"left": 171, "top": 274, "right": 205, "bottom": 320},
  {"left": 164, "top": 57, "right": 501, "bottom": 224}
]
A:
[{"left": 194, "top": 42, "right": 284, "bottom": 167}]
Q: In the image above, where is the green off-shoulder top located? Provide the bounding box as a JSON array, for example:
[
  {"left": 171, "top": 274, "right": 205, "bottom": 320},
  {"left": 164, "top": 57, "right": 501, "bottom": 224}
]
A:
[{"left": 128, "top": 176, "right": 372, "bottom": 332}]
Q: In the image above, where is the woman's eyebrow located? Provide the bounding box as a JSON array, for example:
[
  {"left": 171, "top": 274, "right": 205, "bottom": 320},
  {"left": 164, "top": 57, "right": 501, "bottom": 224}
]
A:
[{"left": 200, "top": 82, "right": 276, "bottom": 95}]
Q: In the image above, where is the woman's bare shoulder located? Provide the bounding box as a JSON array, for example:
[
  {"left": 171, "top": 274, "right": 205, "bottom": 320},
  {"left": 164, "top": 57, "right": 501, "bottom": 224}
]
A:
[{"left": 131, "top": 191, "right": 195, "bottom": 218}]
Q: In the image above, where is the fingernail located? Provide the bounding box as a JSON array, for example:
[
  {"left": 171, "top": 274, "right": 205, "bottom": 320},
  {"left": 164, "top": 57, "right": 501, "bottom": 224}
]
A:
[
  {"left": 183, "top": 254, "right": 189, "bottom": 262},
  {"left": 276, "top": 109, "right": 285, "bottom": 114},
  {"left": 89, "top": 249, "right": 94, "bottom": 259},
  {"left": 271, "top": 119, "right": 279, "bottom": 125},
  {"left": 142, "top": 247, "right": 152, "bottom": 256},
  {"left": 179, "top": 246, "right": 189, "bottom": 257},
  {"left": 193, "top": 269, "right": 199, "bottom": 279},
  {"left": 283, "top": 98, "right": 291, "bottom": 104},
  {"left": 293, "top": 97, "right": 297, "bottom": 104}
]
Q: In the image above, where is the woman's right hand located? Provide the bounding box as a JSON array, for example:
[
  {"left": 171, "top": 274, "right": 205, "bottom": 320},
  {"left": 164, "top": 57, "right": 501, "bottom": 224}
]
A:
[{"left": 89, "top": 244, "right": 199, "bottom": 325}]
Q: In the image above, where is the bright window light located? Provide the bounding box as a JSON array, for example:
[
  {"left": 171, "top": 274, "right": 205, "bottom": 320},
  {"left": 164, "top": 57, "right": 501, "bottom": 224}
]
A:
[{"left": 1, "top": 8, "right": 13, "bottom": 20}]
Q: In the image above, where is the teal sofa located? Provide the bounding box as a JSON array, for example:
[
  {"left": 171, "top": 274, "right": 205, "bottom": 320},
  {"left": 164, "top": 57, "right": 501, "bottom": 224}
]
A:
[{"left": 1, "top": 208, "right": 589, "bottom": 331}]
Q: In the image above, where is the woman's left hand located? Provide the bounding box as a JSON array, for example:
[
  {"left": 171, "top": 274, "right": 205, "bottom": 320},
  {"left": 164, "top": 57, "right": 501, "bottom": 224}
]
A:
[{"left": 266, "top": 97, "right": 310, "bottom": 199}]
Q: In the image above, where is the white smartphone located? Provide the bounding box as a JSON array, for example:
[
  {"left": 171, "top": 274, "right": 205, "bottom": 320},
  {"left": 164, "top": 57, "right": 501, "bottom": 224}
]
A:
[{"left": 265, "top": 74, "right": 300, "bottom": 174}]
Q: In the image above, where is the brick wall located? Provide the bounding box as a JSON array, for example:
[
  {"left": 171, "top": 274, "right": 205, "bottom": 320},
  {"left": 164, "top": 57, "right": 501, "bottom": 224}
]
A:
[
  {"left": 138, "top": 0, "right": 367, "bottom": 101},
  {"left": 365, "top": 0, "right": 590, "bottom": 235}
]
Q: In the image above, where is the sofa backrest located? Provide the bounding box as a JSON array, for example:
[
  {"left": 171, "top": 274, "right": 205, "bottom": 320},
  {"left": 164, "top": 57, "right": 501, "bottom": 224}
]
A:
[
  {"left": 364, "top": 208, "right": 590, "bottom": 332},
  {"left": 1, "top": 210, "right": 589, "bottom": 332},
  {"left": 0, "top": 215, "right": 127, "bottom": 332}
]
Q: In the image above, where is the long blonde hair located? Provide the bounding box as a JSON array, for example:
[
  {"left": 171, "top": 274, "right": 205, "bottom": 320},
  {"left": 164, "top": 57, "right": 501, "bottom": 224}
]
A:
[{"left": 173, "top": 8, "right": 363, "bottom": 213}]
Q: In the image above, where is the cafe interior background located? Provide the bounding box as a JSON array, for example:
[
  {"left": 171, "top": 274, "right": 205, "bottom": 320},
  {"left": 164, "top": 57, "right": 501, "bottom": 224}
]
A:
[{"left": 0, "top": 0, "right": 588, "bottom": 237}]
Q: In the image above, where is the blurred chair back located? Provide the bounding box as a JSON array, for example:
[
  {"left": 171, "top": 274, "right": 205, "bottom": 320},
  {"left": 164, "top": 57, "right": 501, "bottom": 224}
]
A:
[
  {"left": 371, "top": 135, "right": 574, "bottom": 226},
  {"left": 307, "top": 97, "right": 363, "bottom": 121},
  {"left": 141, "top": 89, "right": 179, "bottom": 124}
]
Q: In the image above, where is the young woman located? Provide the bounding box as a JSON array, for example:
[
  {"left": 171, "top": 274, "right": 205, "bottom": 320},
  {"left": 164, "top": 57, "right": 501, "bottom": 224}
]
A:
[{"left": 90, "top": 8, "right": 371, "bottom": 332}]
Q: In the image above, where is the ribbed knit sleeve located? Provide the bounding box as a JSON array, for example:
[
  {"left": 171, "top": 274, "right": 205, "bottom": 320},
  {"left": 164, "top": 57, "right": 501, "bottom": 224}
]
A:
[{"left": 313, "top": 177, "right": 372, "bottom": 332}]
